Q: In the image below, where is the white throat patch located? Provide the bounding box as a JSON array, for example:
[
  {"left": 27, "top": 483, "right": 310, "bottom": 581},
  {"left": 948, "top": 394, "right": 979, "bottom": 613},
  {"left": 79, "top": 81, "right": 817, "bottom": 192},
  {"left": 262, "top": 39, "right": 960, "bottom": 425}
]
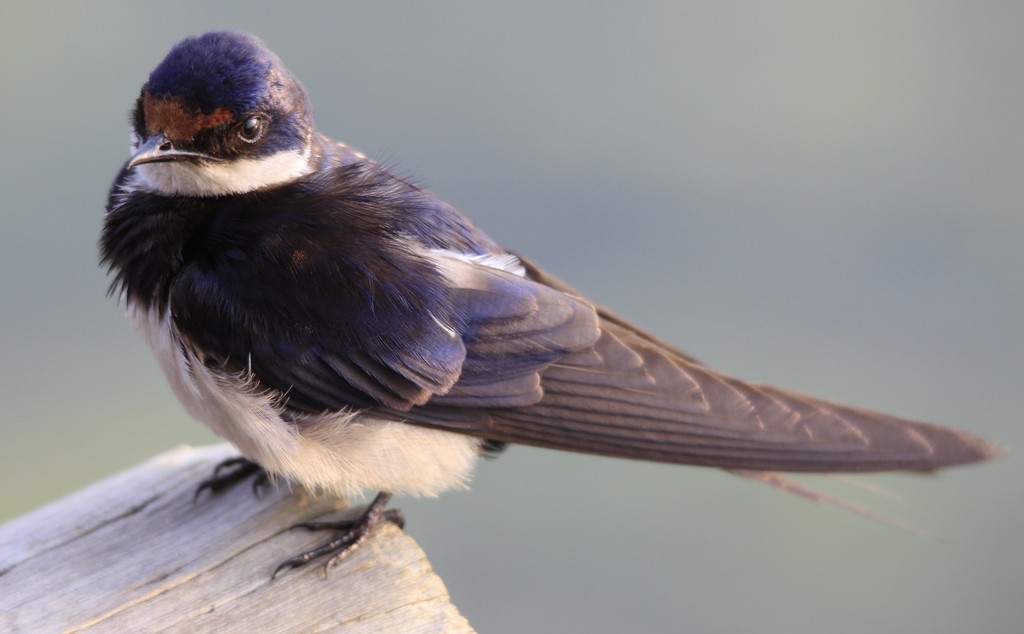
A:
[{"left": 132, "top": 146, "right": 312, "bottom": 197}]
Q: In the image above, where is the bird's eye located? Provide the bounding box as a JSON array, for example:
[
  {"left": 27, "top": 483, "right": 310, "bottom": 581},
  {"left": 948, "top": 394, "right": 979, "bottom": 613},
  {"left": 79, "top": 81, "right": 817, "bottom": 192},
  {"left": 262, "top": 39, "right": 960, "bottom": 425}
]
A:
[{"left": 238, "top": 116, "right": 267, "bottom": 143}]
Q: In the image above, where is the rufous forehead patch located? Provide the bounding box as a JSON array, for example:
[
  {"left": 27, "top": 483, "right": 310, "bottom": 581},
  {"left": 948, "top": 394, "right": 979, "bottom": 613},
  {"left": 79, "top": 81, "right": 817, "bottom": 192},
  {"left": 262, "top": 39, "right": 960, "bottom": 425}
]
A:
[{"left": 144, "top": 93, "right": 233, "bottom": 141}]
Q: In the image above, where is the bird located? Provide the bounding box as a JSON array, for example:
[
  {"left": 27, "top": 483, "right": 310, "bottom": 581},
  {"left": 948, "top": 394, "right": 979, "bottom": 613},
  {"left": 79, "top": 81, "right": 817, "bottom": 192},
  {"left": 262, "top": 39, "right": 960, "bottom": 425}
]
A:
[{"left": 101, "top": 31, "right": 998, "bottom": 576}]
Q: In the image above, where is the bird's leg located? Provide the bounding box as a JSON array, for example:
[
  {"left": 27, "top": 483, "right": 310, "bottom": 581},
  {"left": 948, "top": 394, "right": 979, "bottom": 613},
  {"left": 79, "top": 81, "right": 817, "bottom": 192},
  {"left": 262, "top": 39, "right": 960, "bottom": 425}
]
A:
[
  {"left": 194, "top": 456, "right": 270, "bottom": 501},
  {"left": 272, "top": 491, "right": 404, "bottom": 579}
]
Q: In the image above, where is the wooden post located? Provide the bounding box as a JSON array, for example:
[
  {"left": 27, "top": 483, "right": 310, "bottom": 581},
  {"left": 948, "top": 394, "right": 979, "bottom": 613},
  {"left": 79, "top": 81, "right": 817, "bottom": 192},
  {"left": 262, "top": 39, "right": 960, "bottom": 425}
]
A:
[{"left": 0, "top": 444, "right": 475, "bottom": 633}]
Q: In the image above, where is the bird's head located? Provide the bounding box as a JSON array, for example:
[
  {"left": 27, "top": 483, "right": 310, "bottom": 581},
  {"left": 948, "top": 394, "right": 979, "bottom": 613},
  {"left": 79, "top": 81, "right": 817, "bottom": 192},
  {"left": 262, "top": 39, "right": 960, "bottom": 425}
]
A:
[{"left": 127, "top": 31, "right": 315, "bottom": 197}]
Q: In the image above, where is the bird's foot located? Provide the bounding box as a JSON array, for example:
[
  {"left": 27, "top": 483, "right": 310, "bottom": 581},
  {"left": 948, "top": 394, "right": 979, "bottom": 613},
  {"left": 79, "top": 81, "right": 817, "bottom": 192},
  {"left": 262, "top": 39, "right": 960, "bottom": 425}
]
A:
[
  {"left": 272, "top": 491, "right": 403, "bottom": 579},
  {"left": 194, "top": 456, "right": 270, "bottom": 501}
]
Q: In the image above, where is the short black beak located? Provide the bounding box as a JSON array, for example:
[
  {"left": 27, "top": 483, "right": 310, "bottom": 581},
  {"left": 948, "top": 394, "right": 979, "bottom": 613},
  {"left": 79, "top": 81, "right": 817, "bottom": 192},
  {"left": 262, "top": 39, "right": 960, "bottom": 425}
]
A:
[{"left": 128, "top": 134, "right": 220, "bottom": 169}]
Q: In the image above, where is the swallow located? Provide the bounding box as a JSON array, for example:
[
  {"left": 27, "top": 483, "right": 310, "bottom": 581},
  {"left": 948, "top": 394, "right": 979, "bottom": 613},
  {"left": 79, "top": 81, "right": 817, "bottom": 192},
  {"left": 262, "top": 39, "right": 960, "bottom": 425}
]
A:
[{"left": 100, "top": 31, "right": 998, "bottom": 575}]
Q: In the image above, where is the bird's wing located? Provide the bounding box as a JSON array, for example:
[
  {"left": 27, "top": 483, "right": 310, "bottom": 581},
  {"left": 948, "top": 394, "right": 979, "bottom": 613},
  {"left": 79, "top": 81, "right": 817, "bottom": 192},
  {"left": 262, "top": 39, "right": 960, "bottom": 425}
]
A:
[
  {"left": 461, "top": 317, "right": 994, "bottom": 471},
  {"left": 171, "top": 246, "right": 599, "bottom": 414},
  {"left": 398, "top": 255, "right": 997, "bottom": 472},
  {"left": 174, "top": 238, "right": 995, "bottom": 473}
]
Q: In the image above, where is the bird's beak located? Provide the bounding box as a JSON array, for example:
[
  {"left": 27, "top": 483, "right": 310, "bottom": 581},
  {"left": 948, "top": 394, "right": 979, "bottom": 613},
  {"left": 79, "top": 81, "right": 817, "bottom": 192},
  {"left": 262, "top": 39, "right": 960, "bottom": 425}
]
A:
[{"left": 128, "top": 134, "right": 220, "bottom": 169}]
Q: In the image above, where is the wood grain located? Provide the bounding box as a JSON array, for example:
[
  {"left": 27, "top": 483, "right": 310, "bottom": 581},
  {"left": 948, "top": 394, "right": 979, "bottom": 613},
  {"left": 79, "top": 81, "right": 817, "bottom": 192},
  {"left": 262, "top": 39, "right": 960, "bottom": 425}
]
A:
[{"left": 0, "top": 444, "right": 475, "bottom": 633}]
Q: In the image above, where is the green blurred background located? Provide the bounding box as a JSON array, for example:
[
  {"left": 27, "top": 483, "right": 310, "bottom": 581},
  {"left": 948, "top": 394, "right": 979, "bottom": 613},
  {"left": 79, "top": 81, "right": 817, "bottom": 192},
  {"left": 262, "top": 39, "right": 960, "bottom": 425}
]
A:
[{"left": 1, "top": 2, "right": 1021, "bottom": 632}]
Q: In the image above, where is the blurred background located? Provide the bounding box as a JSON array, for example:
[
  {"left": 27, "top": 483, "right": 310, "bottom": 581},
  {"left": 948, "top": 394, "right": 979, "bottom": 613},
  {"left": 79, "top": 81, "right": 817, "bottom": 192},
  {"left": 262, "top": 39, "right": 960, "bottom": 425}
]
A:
[{"left": 1, "top": 2, "right": 1021, "bottom": 632}]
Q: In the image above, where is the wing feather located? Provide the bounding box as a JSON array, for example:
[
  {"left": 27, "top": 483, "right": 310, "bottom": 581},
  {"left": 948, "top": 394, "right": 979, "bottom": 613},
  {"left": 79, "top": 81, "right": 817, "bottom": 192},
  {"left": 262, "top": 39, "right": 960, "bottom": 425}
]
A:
[{"left": 399, "top": 256, "right": 997, "bottom": 472}]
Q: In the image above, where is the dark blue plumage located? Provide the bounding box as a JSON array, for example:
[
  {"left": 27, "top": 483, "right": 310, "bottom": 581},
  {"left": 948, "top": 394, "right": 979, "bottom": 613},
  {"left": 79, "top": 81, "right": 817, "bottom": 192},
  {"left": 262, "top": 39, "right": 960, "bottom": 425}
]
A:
[
  {"left": 100, "top": 31, "right": 998, "bottom": 575},
  {"left": 148, "top": 31, "right": 299, "bottom": 118},
  {"left": 133, "top": 31, "right": 311, "bottom": 164},
  {"left": 103, "top": 151, "right": 594, "bottom": 416}
]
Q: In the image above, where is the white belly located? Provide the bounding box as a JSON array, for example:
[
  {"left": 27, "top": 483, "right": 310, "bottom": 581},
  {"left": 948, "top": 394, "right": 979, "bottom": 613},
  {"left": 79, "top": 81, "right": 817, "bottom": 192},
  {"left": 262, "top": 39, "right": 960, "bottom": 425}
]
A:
[{"left": 128, "top": 303, "right": 482, "bottom": 497}]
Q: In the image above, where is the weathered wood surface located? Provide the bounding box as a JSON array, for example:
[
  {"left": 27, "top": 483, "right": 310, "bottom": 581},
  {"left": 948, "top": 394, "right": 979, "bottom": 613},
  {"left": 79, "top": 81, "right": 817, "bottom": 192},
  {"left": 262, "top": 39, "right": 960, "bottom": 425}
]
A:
[{"left": 0, "top": 444, "right": 475, "bottom": 634}]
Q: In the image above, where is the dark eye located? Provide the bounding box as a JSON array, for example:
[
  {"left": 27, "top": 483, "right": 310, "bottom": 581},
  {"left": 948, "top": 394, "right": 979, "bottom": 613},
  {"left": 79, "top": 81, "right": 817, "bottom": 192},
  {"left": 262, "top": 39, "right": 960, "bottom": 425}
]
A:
[{"left": 238, "top": 116, "right": 267, "bottom": 143}]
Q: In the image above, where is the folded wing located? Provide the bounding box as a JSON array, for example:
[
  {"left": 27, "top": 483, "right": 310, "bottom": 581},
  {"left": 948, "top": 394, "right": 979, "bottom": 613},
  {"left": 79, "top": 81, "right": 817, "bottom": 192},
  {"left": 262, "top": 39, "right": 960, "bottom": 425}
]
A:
[{"left": 401, "top": 255, "right": 998, "bottom": 472}]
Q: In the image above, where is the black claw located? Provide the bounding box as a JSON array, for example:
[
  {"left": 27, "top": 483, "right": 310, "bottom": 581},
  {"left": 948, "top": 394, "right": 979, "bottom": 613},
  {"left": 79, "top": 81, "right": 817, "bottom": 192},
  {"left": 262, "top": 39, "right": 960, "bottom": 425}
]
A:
[
  {"left": 213, "top": 456, "right": 251, "bottom": 477},
  {"left": 381, "top": 508, "right": 405, "bottom": 530},
  {"left": 271, "top": 491, "right": 402, "bottom": 580},
  {"left": 251, "top": 469, "right": 271, "bottom": 498},
  {"left": 194, "top": 457, "right": 267, "bottom": 502}
]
